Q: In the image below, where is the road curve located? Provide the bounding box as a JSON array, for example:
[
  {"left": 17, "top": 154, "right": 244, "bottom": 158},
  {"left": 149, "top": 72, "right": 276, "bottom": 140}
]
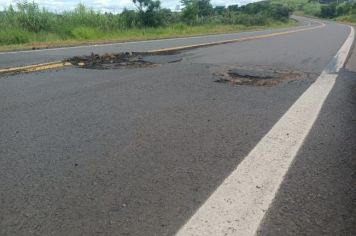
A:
[{"left": 0, "top": 17, "right": 355, "bottom": 236}]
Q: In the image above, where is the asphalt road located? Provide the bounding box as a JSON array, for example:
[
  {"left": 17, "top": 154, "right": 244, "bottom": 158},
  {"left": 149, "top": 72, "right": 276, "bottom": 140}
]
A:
[
  {"left": 0, "top": 17, "right": 355, "bottom": 236},
  {"left": 0, "top": 16, "right": 314, "bottom": 68}
]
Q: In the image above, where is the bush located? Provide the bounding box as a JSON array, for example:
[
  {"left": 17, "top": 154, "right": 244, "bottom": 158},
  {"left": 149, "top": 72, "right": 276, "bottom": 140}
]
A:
[
  {"left": 0, "top": 29, "right": 30, "bottom": 45},
  {"left": 303, "top": 3, "right": 321, "bottom": 16},
  {"left": 269, "top": 4, "right": 291, "bottom": 21},
  {"left": 239, "top": 2, "right": 291, "bottom": 22},
  {"left": 337, "top": 14, "right": 356, "bottom": 23},
  {"left": 233, "top": 13, "right": 268, "bottom": 26}
]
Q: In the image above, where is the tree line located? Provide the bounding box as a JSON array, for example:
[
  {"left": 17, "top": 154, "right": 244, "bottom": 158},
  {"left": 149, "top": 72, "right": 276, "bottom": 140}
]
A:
[
  {"left": 317, "top": 1, "right": 356, "bottom": 18},
  {"left": 271, "top": 0, "right": 356, "bottom": 20}
]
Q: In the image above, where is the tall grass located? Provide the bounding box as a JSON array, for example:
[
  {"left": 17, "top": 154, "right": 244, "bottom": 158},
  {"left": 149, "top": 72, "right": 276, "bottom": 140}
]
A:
[{"left": 0, "top": 1, "right": 293, "bottom": 47}]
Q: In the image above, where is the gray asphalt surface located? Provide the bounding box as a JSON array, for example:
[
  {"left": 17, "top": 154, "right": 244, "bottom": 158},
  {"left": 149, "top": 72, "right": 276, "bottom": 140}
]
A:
[{"left": 0, "top": 18, "right": 355, "bottom": 236}]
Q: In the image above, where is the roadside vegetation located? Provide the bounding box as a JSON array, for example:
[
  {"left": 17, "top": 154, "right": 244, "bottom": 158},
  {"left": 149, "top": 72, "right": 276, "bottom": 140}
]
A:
[
  {"left": 271, "top": 0, "right": 356, "bottom": 23},
  {"left": 0, "top": 0, "right": 293, "bottom": 49}
]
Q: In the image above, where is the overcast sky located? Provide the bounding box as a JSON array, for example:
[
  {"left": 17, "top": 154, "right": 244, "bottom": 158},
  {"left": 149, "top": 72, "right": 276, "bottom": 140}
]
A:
[{"left": 0, "top": 0, "right": 261, "bottom": 12}]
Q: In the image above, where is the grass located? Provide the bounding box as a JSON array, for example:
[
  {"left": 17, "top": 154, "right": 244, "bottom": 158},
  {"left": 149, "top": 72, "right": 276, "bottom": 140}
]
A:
[{"left": 0, "top": 20, "right": 296, "bottom": 52}]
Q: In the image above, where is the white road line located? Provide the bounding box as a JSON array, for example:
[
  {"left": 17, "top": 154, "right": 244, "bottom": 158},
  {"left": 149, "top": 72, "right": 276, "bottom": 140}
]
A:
[
  {"left": 0, "top": 19, "right": 313, "bottom": 55},
  {"left": 176, "top": 26, "right": 354, "bottom": 236}
]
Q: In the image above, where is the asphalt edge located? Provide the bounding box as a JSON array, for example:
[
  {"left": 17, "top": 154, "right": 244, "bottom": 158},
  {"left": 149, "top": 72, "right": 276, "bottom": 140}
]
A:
[{"left": 0, "top": 61, "right": 72, "bottom": 76}]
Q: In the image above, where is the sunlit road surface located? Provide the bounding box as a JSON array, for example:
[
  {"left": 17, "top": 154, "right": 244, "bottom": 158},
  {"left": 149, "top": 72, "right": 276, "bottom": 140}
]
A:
[{"left": 1, "top": 17, "right": 355, "bottom": 236}]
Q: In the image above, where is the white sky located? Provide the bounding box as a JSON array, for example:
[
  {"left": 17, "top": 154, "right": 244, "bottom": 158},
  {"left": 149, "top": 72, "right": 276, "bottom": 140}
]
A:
[{"left": 0, "top": 0, "right": 261, "bottom": 13}]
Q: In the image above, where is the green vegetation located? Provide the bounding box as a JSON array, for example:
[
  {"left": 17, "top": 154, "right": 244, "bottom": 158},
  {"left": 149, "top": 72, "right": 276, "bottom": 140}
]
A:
[
  {"left": 0, "top": 0, "right": 293, "bottom": 49},
  {"left": 270, "top": 0, "right": 356, "bottom": 23}
]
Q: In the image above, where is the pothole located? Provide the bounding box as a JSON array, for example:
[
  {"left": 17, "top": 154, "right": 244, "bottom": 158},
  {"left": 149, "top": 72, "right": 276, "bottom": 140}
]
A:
[
  {"left": 66, "top": 52, "right": 183, "bottom": 70},
  {"left": 214, "top": 67, "right": 309, "bottom": 87}
]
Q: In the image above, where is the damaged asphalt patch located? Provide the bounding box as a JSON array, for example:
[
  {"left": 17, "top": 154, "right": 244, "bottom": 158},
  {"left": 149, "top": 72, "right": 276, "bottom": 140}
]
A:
[
  {"left": 66, "top": 52, "right": 183, "bottom": 70},
  {"left": 65, "top": 52, "right": 313, "bottom": 88},
  {"left": 214, "top": 67, "right": 314, "bottom": 87}
]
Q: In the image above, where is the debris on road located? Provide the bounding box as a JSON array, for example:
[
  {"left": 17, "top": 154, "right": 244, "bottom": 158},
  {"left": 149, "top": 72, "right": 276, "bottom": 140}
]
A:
[{"left": 66, "top": 52, "right": 182, "bottom": 70}]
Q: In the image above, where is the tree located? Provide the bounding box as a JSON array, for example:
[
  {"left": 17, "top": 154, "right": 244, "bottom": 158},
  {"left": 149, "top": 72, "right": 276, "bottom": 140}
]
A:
[
  {"left": 319, "top": 3, "right": 337, "bottom": 18},
  {"left": 269, "top": 4, "right": 291, "bottom": 21},
  {"left": 180, "top": 0, "right": 193, "bottom": 6},
  {"left": 180, "top": 0, "right": 198, "bottom": 22},
  {"left": 180, "top": 0, "right": 213, "bottom": 23},
  {"left": 214, "top": 6, "right": 226, "bottom": 15},
  {"left": 132, "top": 0, "right": 162, "bottom": 26},
  {"left": 196, "top": 0, "right": 213, "bottom": 17},
  {"left": 227, "top": 4, "right": 239, "bottom": 12}
]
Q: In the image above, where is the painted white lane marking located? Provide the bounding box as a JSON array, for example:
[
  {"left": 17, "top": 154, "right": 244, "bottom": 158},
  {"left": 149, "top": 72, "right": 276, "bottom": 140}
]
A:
[
  {"left": 176, "top": 26, "right": 354, "bottom": 236},
  {"left": 0, "top": 18, "right": 314, "bottom": 55}
]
